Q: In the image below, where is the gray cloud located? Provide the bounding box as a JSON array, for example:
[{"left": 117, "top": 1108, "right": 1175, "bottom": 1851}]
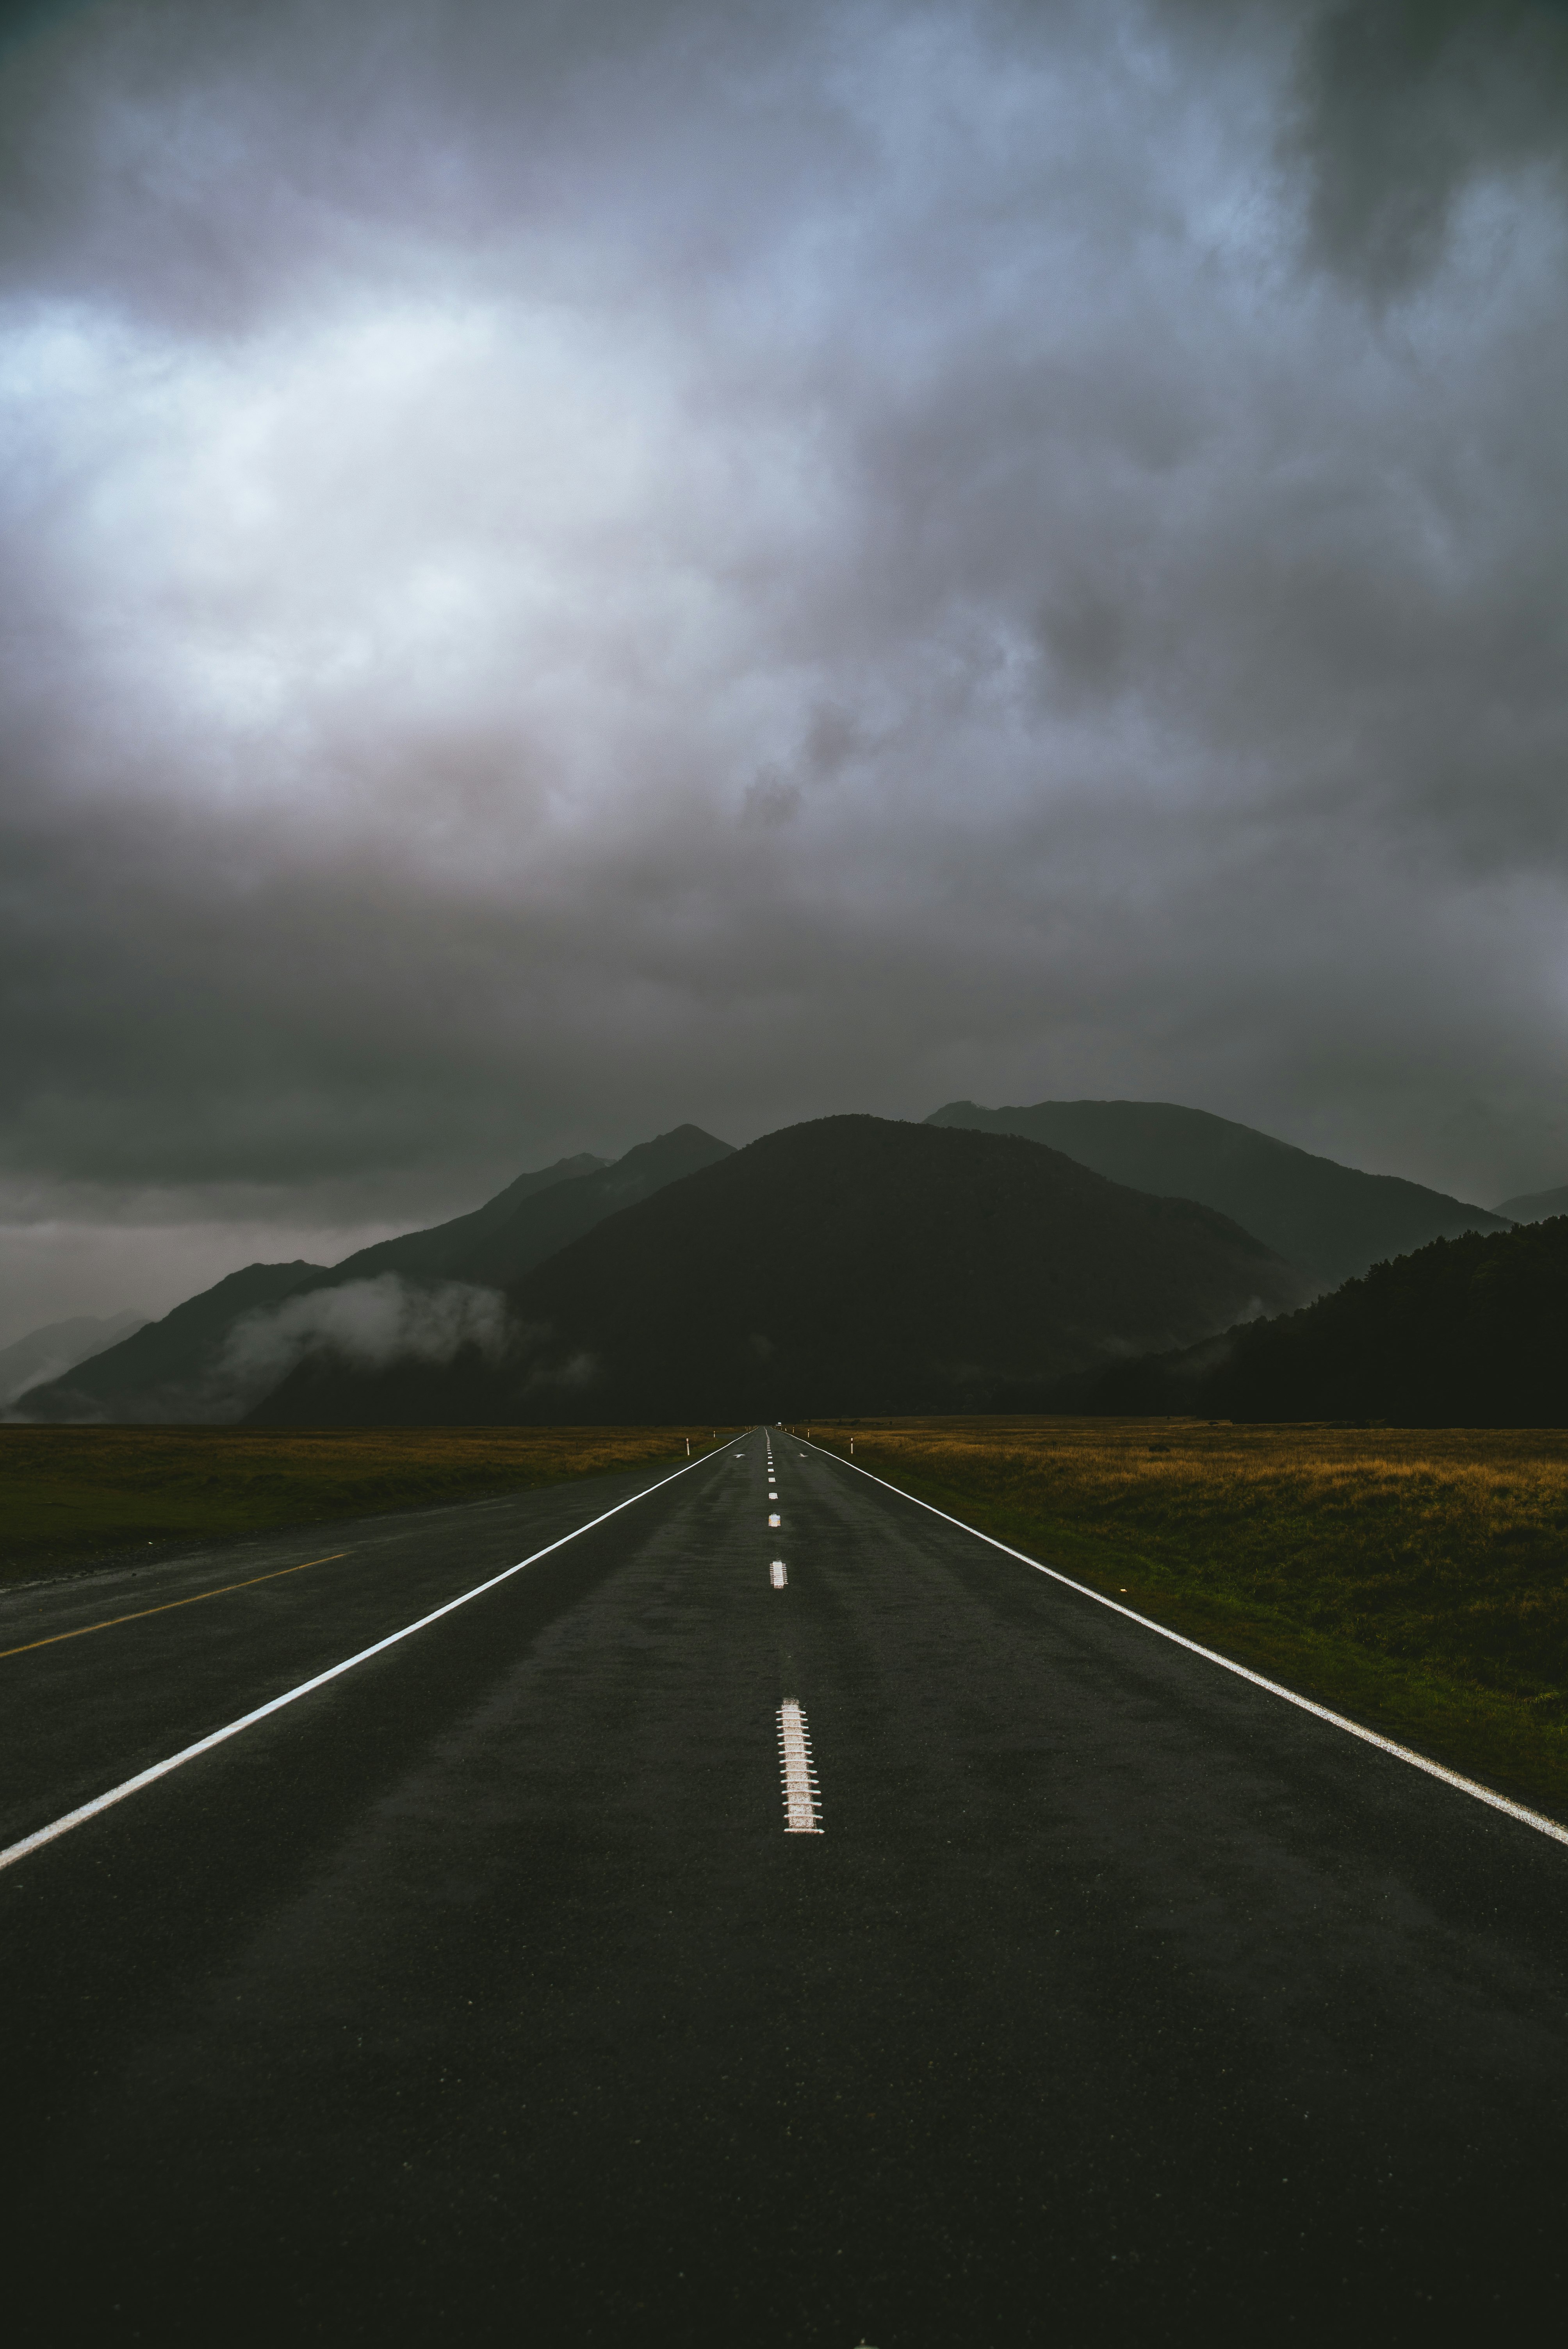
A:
[
  {"left": 1289, "top": 0, "right": 1568, "bottom": 293},
  {"left": 4, "top": 0, "right": 1568, "bottom": 1337}
]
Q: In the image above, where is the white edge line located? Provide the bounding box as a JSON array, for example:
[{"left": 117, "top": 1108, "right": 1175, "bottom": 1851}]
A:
[
  {"left": 0, "top": 1439, "right": 736, "bottom": 1876},
  {"left": 799, "top": 1435, "right": 1568, "bottom": 1850}
]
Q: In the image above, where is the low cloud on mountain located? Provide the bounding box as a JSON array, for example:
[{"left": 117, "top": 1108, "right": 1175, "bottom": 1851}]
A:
[{"left": 218, "top": 1274, "right": 513, "bottom": 1413}]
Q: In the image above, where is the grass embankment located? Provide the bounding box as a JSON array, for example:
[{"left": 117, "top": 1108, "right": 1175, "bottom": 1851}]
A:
[
  {"left": 0, "top": 1424, "right": 739, "bottom": 1585},
  {"left": 802, "top": 1417, "right": 1568, "bottom": 1822}
]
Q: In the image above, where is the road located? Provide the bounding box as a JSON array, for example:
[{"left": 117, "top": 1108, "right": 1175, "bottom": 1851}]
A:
[{"left": 3, "top": 1428, "right": 1566, "bottom": 2343}]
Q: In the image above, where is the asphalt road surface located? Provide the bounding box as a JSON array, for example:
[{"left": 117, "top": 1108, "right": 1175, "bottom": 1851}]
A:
[{"left": 4, "top": 1429, "right": 1567, "bottom": 2344}]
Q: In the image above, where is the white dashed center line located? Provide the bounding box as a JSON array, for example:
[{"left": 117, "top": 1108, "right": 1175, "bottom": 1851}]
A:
[
  {"left": 770, "top": 1560, "right": 788, "bottom": 1587},
  {"left": 777, "top": 1699, "right": 822, "bottom": 1832}
]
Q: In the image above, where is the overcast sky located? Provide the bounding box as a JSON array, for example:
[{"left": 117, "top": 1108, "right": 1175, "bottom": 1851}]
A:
[{"left": 3, "top": 0, "right": 1567, "bottom": 1338}]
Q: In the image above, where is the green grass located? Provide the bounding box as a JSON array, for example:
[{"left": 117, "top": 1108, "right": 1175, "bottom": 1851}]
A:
[
  {"left": 800, "top": 1415, "right": 1568, "bottom": 1823},
  {"left": 18, "top": 1412, "right": 1567, "bottom": 1823},
  {"left": 0, "top": 1423, "right": 740, "bottom": 1583}
]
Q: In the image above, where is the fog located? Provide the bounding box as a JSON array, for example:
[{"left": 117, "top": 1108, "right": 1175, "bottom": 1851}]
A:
[{"left": 218, "top": 1272, "right": 511, "bottom": 1413}]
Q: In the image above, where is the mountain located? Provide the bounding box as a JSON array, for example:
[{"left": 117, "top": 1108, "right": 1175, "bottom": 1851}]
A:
[
  {"left": 1497, "top": 1183, "right": 1568, "bottom": 1225},
  {"left": 926, "top": 1099, "right": 1511, "bottom": 1288},
  {"left": 1086, "top": 1217, "right": 1568, "bottom": 1426},
  {"left": 454, "top": 1126, "right": 735, "bottom": 1285},
  {"left": 249, "top": 1114, "right": 1314, "bottom": 1425},
  {"left": 10, "top": 1137, "right": 725, "bottom": 1423},
  {"left": 0, "top": 1309, "right": 148, "bottom": 1409},
  {"left": 12, "top": 1262, "right": 327, "bottom": 1422},
  {"left": 323, "top": 1153, "right": 608, "bottom": 1281}
]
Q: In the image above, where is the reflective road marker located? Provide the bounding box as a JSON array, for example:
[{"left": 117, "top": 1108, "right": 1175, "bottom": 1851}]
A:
[
  {"left": 777, "top": 1699, "right": 822, "bottom": 1832},
  {"left": 768, "top": 1513, "right": 781, "bottom": 1527}
]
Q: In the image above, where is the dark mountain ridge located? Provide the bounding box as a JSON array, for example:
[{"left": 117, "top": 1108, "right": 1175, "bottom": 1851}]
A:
[
  {"left": 12, "top": 1261, "right": 328, "bottom": 1423},
  {"left": 1497, "top": 1183, "right": 1568, "bottom": 1225},
  {"left": 251, "top": 1114, "right": 1313, "bottom": 1425},
  {"left": 1085, "top": 1215, "right": 1568, "bottom": 1426},
  {"left": 456, "top": 1126, "right": 734, "bottom": 1285},
  {"left": 926, "top": 1097, "right": 1510, "bottom": 1288},
  {"left": 323, "top": 1151, "right": 607, "bottom": 1283},
  {"left": 12, "top": 1134, "right": 729, "bottom": 1422},
  {"left": 0, "top": 1308, "right": 149, "bottom": 1408}
]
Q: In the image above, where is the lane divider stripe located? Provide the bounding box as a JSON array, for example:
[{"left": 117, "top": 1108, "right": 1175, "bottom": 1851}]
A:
[
  {"left": 800, "top": 1437, "right": 1568, "bottom": 1850},
  {"left": 0, "top": 1441, "right": 734, "bottom": 1876},
  {"left": 778, "top": 1698, "right": 822, "bottom": 1832},
  {"left": 0, "top": 1554, "right": 351, "bottom": 1662},
  {"left": 770, "top": 1560, "right": 788, "bottom": 1587}
]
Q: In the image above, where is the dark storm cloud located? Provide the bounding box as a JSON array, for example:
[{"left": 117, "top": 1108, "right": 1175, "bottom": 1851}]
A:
[
  {"left": 4, "top": 0, "right": 1568, "bottom": 1333},
  {"left": 1290, "top": 0, "right": 1568, "bottom": 292}
]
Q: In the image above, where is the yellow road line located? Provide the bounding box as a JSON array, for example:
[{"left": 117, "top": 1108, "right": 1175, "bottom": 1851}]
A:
[{"left": 0, "top": 1552, "right": 351, "bottom": 1661}]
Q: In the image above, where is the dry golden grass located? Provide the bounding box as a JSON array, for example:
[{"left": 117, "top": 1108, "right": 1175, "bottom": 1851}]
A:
[
  {"left": 0, "top": 1423, "right": 739, "bottom": 1583},
  {"left": 14, "top": 1412, "right": 1566, "bottom": 1817},
  {"left": 801, "top": 1416, "right": 1568, "bottom": 1818}
]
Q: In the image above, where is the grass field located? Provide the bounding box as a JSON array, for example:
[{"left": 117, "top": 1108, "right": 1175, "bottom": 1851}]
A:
[
  {"left": 0, "top": 1424, "right": 739, "bottom": 1584},
  {"left": 800, "top": 1416, "right": 1568, "bottom": 1822}
]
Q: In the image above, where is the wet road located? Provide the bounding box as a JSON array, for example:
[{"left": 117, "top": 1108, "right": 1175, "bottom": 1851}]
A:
[{"left": 4, "top": 1428, "right": 1566, "bottom": 2343}]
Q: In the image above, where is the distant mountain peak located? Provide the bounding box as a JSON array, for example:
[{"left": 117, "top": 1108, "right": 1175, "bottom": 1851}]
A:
[
  {"left": 610, "top": 1123, "right": 731, "bottom": 1160},
  {"left": 0, "top": 1307, "right": 150, "bottom": 1410},
  {"left": 10, "top": 1132, "right": 732, "bottom": 1422},
  {"left": 250, "top": 1112, "right": 1310, "bottom": 1426},
  {"left": 1497, "top": 1184, "right": 1567, "bottom": 1224},
  {"left": 926, "top": 1098, "right": 1508, "bottom": 1287},
  {"left": 453, "top": 1125, "right": 734, "bottom": 1286}
]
